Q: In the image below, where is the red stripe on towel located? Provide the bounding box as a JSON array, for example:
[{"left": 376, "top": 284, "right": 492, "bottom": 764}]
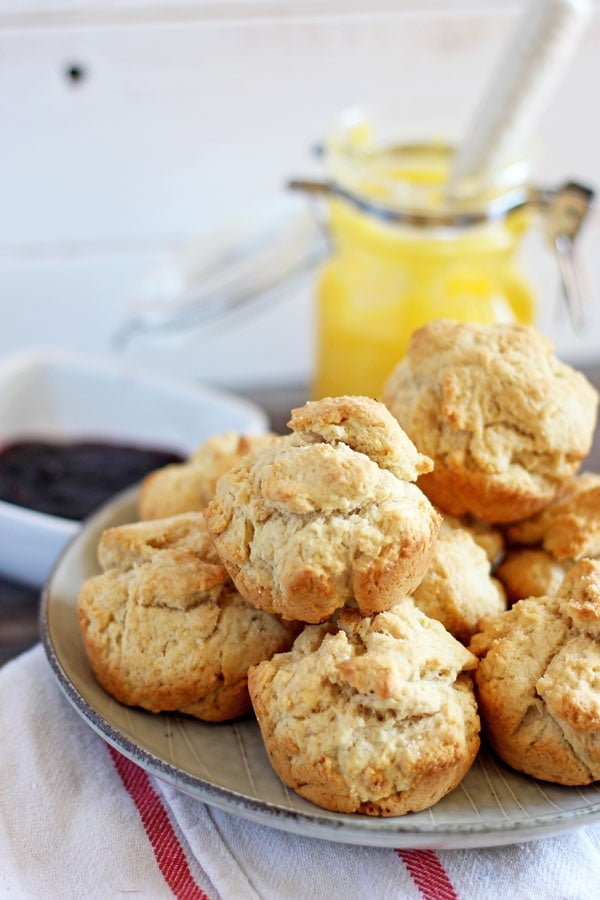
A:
[
  {"left": 396, "top": 849, "right": 458, "bottom": 900},
  {"left": 109, "top": 746, "right": 209, "bottom": 900}
]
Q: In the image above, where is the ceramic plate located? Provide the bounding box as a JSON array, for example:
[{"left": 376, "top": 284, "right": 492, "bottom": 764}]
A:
[{"left": 41, "top": 489, "right": 600, "bottom": 850}]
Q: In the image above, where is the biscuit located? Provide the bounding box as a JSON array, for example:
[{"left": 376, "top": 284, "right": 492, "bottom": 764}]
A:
[
  {"left": 506, "top": 473, "right": 600, "bottom": 561},
  {"left": 204, "top": 396, "right": 441, "bottom": 623},
  {"left": 440, "top": 513, "right": 504, "bottom": 566},
  {"left": 248, "top": 603, "right": 480, "bottom": 816},
  {"left": 495, "top": 473, "right": 600, "bottom": 603},
  {"left": 77, "top": 513, "right": 298, "bottom": 721},
  {"left": 98, "top": 511, "right": 222, "bottom": 569},
  {"left": 382, "top": 320, "right": 598, "bottom": 523},
  {"left": 411, "top": 518, "right": 507, "bottom": 643},
  {"left": 470, "top": 559, "right": 600, "bottom": 784},
  {"left": 138, "top": 431, "right": 278, "bottom": 520},
  {"left": 495, "top": 548, "right": 572, "bottom": 604}
]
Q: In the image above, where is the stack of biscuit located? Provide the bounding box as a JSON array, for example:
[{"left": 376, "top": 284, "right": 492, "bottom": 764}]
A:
[
  {"left": 382, "top": 319, "right": 600, "bottom": 788},
  {"left": 78, "top": 318, "right": 600, "bottom": 815}
]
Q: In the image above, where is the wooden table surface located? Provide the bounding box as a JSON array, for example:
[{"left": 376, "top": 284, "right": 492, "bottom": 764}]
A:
[{"left": 2, "top": 372, "right": 600, "bottom": 668}]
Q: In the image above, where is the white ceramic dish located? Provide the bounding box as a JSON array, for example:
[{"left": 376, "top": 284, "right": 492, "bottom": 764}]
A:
[
  {"left": 0, "top": 348, "right": 267, "bottom": 587},
  {"left": 41, "top": 488, "right": 600, "bottom": 850}
]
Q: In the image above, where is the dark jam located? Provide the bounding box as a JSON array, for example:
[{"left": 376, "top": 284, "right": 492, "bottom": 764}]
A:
[{"left": 0, "top": 440, "right": 184, "bottom": 520}]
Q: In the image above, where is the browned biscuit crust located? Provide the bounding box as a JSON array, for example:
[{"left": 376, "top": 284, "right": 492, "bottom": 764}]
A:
[
  {"left": 77, "top": 513, "right": 298, "bottom": 721},
  {"left": 382, "top": 320, "right": 598, "bottom": 523},
  {"left": 470, "top": 559, "right": 600, "bottom": 784},
  {"left": 204, "top": 396, "right": 441, "bottom": 623},
  {"left": 248, "top": 604, "right": 480, "bottom": 816}
]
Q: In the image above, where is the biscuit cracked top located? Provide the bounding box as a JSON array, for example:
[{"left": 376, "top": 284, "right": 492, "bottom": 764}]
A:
[
  {"left": 288, "top": 395, "right": 433, "bottom": 482},
  {"left": 248, "top": 604, "right": 479, "bottom": 816},
  {"left": 383, "top": 320, "right": 599, "bottom": 523},
  {"left": 77, "top": 513, "right": 297, "bottom": 722},
  {"left": 204, "top": 395, "right": 440, "bottom": 623}
]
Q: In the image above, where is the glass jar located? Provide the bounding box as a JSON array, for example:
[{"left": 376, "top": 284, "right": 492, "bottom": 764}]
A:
[
  {"left": 113, "top": 109, "right": 592, "bottom": 391},
  {"left": 311, "top": 113, "right": 537, "bottom": 399}
]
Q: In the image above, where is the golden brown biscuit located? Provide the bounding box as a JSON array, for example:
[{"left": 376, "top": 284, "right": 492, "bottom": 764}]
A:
[
  {"left": 77, "top": 513, "right": 298, "bottom": 722},
  {"left": 441, "top": 513, "right": 504, "bottom": 565},
  {"left": 506, "top": 473, "right": 600, "bottom": 560},
  {"left": 496, "top": 474, "right": 600, "bottom": 602},
  {"left": 248, "top": 603, "right": 480, "bottom": 816},
  {"left": 204, "top": 396, "right": 441, "bottom": 623},
  {"left": 411, "top": 519, "right": 507, "bottom": 643},
  {"left": 470, "top": 559, "right": 600, "bottom": 784},
  {"left": 138, "top": 431, "right": 278, "bottom": 520},
  {"left": 382, "top": 320, "right": 598, "bottom": 523},
  {"left": 495, "top": 548, "right": 572, "bottom": 604}
]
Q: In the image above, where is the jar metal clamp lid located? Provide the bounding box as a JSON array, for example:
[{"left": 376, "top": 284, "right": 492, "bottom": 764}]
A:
[
  {"left": 289, "top": 175, "right": 595, "bottom": 334},
  {"left": 111, "top": 173, "right": 595, "bottom": 347}
]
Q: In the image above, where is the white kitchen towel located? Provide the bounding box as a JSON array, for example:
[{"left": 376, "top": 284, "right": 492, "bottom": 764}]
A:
[{"left": 2, "top": 644, "right": 600, "bottom": 900}]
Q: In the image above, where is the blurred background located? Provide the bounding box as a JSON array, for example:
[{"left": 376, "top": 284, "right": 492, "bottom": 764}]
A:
[{"left": 1, "top": 0, "right": 600, "bottom": 395}]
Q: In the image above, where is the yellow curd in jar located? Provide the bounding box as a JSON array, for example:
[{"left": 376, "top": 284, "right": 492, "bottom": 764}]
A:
[{"left": 312, "top": 140, "right": 536, "bottom": 399}]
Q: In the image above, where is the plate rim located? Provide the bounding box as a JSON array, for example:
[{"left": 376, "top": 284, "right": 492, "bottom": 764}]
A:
[{"left": 39, "top": 489, "right": 600, "bottom": 850}]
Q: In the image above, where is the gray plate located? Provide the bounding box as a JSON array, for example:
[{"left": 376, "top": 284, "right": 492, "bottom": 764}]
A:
[{"left": 40, "top": 488, "right": 600, "bottom": 849}]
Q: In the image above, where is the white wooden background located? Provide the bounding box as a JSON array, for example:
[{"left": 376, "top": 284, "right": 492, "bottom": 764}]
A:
[{"left": 1, "top": 0, "right": 599, "bottom": 392}]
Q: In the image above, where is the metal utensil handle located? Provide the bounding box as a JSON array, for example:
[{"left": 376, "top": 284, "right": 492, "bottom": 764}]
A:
[
  {"left": 555, "top": 233, "right": 586, "bottom": 332},
  {"left": 543, "top": 181, "right": 595, "bottom": 332}
]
